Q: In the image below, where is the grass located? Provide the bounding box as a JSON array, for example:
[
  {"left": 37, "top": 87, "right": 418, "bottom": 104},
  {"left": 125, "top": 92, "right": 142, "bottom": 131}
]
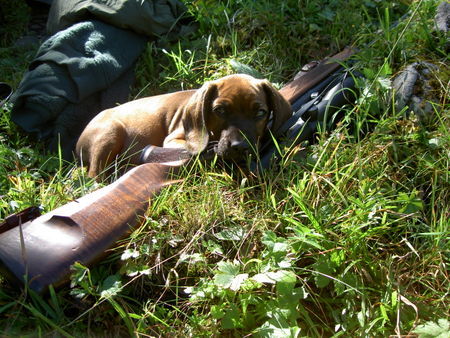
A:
[{"left": 1, "top": 0, "right": 449, "bottom": 336}]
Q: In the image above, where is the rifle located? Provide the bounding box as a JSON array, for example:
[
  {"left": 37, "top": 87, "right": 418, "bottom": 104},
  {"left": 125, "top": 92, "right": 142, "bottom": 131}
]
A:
[
  {"left": 0, "top": 47, "right": 359, "bottom": 292},
  {"left": 0, "top": 150, "right": 189, "bottom": 292}
]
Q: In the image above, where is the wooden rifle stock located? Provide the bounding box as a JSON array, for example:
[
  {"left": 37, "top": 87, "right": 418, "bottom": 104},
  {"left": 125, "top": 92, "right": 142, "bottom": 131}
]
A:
[
  {"left": 0, "top": 149, "right": 189, "bottom": 292},
  {"left": 0, "top": 48, "right": 355, "bottom": 292}
]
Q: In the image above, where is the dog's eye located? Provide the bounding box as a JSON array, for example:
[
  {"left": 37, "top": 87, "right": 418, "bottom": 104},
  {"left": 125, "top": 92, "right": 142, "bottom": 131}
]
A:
[
  {"left": 255, "top": 109, "right": 268, "bottom": 119},
  {"left": 213, "top": 106, "right": 226, "bottom": 117}
]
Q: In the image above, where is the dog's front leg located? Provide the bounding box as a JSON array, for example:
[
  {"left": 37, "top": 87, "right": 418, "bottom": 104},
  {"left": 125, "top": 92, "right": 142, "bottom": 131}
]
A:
[{"left": 163, "top": 128, "right": 188, "bottom": 149}]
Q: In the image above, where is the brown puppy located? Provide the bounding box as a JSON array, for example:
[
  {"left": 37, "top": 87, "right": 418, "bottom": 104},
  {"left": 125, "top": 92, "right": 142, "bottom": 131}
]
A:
[{"left": 76, "top": 74, "right": 292, "bottom": 178}]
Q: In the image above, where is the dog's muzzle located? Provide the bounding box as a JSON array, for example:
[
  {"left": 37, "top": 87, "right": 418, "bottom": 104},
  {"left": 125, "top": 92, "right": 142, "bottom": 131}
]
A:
[{"left": 215, "top": 136, "right": 253, "bottom": 161}]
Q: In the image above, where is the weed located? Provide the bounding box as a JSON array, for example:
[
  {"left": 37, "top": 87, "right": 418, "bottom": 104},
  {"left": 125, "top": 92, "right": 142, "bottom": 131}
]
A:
[{"left": 1, "top": 0, "right": 448, "bottom": 336}]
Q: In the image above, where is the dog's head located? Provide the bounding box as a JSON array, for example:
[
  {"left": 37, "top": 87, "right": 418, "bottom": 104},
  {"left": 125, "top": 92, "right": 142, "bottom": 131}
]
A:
[{"left": 183, "top": 74, "right": 292, "bottom": 161}]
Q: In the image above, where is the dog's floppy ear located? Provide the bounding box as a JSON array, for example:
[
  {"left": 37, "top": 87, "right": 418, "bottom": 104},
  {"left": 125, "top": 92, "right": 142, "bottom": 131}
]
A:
[
  {"left": 183, "top": 81, "right": 217, "bottom": 154},
  {"left": 261, "top": 80, "right": 293, "bottom": 134}
]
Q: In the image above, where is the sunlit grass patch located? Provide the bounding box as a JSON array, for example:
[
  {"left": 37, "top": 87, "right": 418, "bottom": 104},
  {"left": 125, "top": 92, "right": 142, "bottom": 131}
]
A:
[{"left": 0, "top": 0, "right": 448, "bottom": 336}]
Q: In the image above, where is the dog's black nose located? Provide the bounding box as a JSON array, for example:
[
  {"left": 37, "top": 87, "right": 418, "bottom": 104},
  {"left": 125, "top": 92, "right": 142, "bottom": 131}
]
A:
[
  {"left": 224, "top": 139, "right": 250, "bottom": 160},
  {"left": 229, "top": 139, "right": 249, "bottom": 153}
]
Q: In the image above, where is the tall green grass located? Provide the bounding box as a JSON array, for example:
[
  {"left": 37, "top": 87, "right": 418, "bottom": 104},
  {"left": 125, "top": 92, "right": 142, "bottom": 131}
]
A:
[{"left": 1, "top": 0, "right": 448, "bottom": 336}]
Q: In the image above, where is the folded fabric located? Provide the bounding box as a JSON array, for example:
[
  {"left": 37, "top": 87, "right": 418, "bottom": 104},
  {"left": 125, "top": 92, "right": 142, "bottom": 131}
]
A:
[{"left": 11, "top": 20, "right": 147, "bottom": 159}]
